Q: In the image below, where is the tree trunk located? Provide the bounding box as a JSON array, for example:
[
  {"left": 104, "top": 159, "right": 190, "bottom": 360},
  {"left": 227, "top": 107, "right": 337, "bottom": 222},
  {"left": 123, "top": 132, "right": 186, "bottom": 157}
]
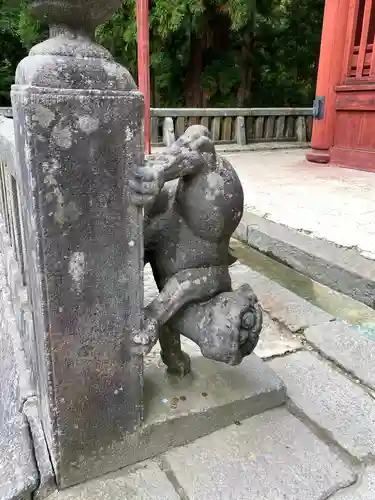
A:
[
  {"left": 237, "top": 33, "right": 254, "bottom": 106},
  {"left": 185, "top": 34, "right": 205, "bottom": 108}
]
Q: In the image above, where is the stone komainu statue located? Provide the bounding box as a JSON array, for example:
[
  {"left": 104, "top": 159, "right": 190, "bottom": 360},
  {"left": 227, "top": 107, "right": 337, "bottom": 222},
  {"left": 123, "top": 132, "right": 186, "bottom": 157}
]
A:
[{"left": 131, "top": 125, "right": 262, "bottom": 376}]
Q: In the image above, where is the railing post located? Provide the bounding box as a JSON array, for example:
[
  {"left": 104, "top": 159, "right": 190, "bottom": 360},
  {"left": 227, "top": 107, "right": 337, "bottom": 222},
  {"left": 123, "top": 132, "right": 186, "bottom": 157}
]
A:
[
  {"left": 275, "top": 116, "right": 286, "bottom": 139},
  {"left": 296, "top": 116, "right": 307, "bottom": 142},
  {"left": 235, "top": 116, "right": 246, "bottom": 145},
  {"left": 254, "top": 117, "right": 264, "bottom": 140},
  {"left": 211, "top": 117, "right": 221, "bottom": 142},
  {"left": 11, "top": 0, "right": 144, "bottom": 488},
  {"left": 151, "top": 116, "right": 159, "bottom": 145},
  {"left": 163, "top": 117, "right": 175, "bottom": 146}
]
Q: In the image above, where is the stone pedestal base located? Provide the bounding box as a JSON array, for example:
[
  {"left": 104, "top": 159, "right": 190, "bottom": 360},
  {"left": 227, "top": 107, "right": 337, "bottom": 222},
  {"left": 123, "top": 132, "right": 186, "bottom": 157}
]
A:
[{"left": 63, "top": 352, "right": 286, "bottom": 487}]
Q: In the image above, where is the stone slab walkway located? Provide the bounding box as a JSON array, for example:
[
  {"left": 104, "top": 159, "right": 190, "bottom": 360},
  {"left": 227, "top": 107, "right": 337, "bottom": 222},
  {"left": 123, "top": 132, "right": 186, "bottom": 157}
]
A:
[
  {"left": 228, "top": 149, "right": 375, "bottom": 261},
  {"left": 229, "top": 149, "right": 375, "bottom": 307},
  {"left": 48, "top": 261, "right": 375, "bottom": 499}
]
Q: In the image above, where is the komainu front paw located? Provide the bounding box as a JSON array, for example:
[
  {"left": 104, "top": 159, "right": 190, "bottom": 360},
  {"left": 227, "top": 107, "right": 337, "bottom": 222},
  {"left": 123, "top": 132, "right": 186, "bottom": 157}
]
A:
[{"left": 129, "top": 162, "right": 164, "bottom": 207}]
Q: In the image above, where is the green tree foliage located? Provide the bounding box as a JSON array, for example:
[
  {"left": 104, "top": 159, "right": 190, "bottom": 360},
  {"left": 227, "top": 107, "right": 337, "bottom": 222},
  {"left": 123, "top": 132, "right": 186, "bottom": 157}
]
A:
[
  {"left": 252, "top": 0, "right": 325, "bottom": 106},
  {"left": 0, "top": 0, "right": 324, "bottom": 107},
  {"left": 0, "top": 1, "right": 26, "bottom": 105}
]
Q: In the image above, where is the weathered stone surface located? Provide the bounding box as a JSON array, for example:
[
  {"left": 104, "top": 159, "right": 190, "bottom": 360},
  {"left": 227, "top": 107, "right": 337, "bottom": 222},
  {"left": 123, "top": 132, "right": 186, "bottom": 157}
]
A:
[
  {"left": 254, "top": 116, "right": 264, "bottom": 139},
  {"left": 285, "top": 116, "right": 295, "bottom": 137},
  {"left": 146, "top": 263, "right": 301, "bottom": 360},
  {"left": 211, "top": 116, "right": 221, "bottom": 142},
  {"left": 265, "top": 116, "right": 275, "bottom": 139},
  {"left": 13, "top": 86, "right": 145, "bottom": 487},
  {"left": 138, "top": 126, "right": 262, "bottom": 372},
  {"left": 0, "top": 245, "right": 38, "bottom": 500},
  {"left": 12, "top": 22, "right": 145, "bottom": 486},
  {"left": 275, "top": 116, "right": 285, "bottom": 139},
  {"left": 295, "top": 116, "right": 307, "bottom": 142},
  {"left": 235, "top": 116, "right": 246, "bottom": 145},
  {"left": 63, "top": 354, "right": 286, "bottom": 480},
  {"left": 222, "top": 116, "right": 232, "bottom": 141},
  {"left": 332, "top": 466, "right": 375, "bottom": 499},
  {"left": 28, "top": 0, "right": 121, "bottom": 33},
  {"left": 234, "top": 217, "right": 248, "bottom": 242},
  {"left": 0, "top": 195, "right": 37, "bottom": 392},
  {"left": 47, "top": 462, "right": 179, "bottom": 500},
  {"left": 163, "top": 117, "right": 175, "bottom": 147},
  {"left": 151, "top": 116, "right": 159, "bottom": 144},
  {"left": 230, "top": 263, "right": 302, "bottom": 357},
  {"left": 175, "top": 116, "right": 185, "bottom": 138},
  {"left": 143, "top": 354, "right": 285, "bottom": 429},
  {"left": 0, "top": 106, "right": 12, "bottom": 117},
  {"left": 144, "top": 337, "right": 201, "bottom": 371},
  {"left": 23, "top": 397, "right": 55, "bottom": 494},
  {"left": 165, "top": 407, "right": 355, "bottom": 500},
  {"left": 269, "top": 351, "right": 375, "bottom": 460},
  {"left": 229, "top": 262, "right": 333, "bottom": 332},
  {"left": 305, "top": 320, "right": 375, "bottom": 390},
  {"left": 234, "top": 210, "right": 375, "bottom": 308},
  {"left": 0, "top": 134, "right": 54, "bottom": 497},
  {"left": 254, "top": 313, "right": 301, "bottom": 358},
  {"left": 0, "top": 415, "right": 37, "bottom": 500}
]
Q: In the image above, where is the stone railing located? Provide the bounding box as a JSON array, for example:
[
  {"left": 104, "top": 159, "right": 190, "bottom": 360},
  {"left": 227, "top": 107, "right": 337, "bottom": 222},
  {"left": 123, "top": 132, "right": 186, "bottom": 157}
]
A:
[
  {"left": 1, "top": 106, "right": 313, "bottom": 147},
  {"left": 151, "top": 108, "right": 314, "bottom": 147},
  {"left": 0, "top": 116, "right": 52, "bottom": 498},
  {"left": 0, "top": 117, "right": 34, "bottom": 371},
  {"left": 0, "top": 107, "right": 12, "bottom": 118}
]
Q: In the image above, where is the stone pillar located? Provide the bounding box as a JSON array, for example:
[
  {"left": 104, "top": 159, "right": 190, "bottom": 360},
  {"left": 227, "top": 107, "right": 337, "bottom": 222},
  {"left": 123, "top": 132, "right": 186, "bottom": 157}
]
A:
[
  {"left": 306, "top": 0, "right": 350, "bottom": 163},
  {"left": 11, "top": 0, "right": 144, "bottom": 488}
]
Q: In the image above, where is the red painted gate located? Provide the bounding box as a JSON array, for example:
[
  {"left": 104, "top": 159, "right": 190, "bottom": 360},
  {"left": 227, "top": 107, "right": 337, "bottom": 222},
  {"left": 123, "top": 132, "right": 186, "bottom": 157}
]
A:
[{"left": 307, "top": 0, "right": 375, "bottom": 172}]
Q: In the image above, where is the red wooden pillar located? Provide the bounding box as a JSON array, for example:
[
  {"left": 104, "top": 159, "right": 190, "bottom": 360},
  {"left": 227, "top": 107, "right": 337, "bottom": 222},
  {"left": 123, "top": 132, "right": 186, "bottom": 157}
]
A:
[
  {"left": 306, "top": 0, "right": 350, "bottom": 163},
  {"left": 136, "top": 0, "right": 151, "bottom": 154}
]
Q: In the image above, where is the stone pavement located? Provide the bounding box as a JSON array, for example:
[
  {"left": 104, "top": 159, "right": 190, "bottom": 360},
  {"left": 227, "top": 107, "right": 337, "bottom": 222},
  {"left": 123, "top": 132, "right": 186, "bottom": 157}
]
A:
[
  {"left": 50, "top": 260, "right": 375, "bottom": 500},
  {"left": 228, "top": 148, "right": 375, "bottom": 261},
  {"left": 227, "top": 148, "right": 375, "bottom": 308}
]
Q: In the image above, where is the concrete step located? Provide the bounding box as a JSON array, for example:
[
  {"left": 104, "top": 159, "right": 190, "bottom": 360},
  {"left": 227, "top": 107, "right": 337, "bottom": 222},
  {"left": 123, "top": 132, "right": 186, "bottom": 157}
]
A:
[{"left": 235, "top": 211, "right": 375, "bottom": 309}]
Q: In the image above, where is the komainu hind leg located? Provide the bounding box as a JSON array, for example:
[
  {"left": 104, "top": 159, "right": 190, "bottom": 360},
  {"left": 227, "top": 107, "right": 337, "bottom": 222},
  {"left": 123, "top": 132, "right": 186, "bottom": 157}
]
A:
[{"left": 159, "top": 325, "right": 191, "bottom": 377}]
